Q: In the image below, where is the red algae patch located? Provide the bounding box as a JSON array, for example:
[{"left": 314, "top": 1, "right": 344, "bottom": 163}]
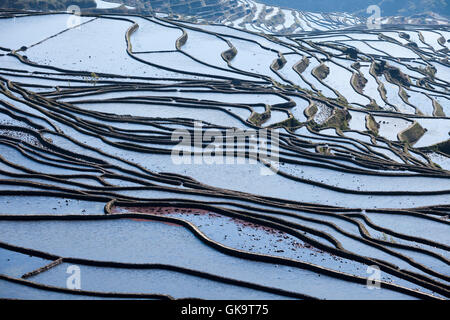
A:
[
  {"left": 112, "top": 206, "right": 214, "bottom": 216},
  {"left": 111, "top": 206, "right": 211, "bottom": 214},
  {"left": 112, "top": 206, "right": 220, "bottom": 228},
  {"left": 112, "top": 205, "right": 327, "bottom": 255}
]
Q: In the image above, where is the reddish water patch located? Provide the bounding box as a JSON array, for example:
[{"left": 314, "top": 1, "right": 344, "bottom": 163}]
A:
[
  {"left": 113, "top": 205, "right": 325, "bottom": 254},
  {"left": 112, "top": 205, "right": 217, "bottom": 216},
  {"left": 113, "top": 206, "right": 219, "bottom": 228}
]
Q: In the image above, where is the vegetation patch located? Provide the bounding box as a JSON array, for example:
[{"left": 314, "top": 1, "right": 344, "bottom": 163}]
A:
[
  {"left": 275, "top": 117, "right": 303, "bottom": 130},
  {"left": 344, "top": 47, "right": 359, "bottom": 59},
  {"left": 304, "top": 102, "right": 318, "bottom": 119},
  {"left": 222, "top": 46, "right": 237, "bottom": 62},
  {"left": 293, "top": 57, "right": 310, "bottom": 74},
  {"left": 433, "top": 140, "right": 450, "bottom": 156},
  {"left": 248, "top": 109, "right": 270, "bottom": 126},
  {"left": 365, "top": 114, "right": 379, "bottom": 135},
  {"left": 374, "top": 61, "right": 410, "bottom": 87},
  {"left": 351, "top": 72, "right": 367, "bottom": 94},
  {"left": 432, "top": 99, "right": 446, "bottom": 117},
  {"left": 271, "top": 54, "right": 287, "bottom": 71},
  {"left": 322, "top": 108, "right": 351, "bottom": 131},
  {"left": 398, "top": 122, "right": 426, "bottom": 145}
]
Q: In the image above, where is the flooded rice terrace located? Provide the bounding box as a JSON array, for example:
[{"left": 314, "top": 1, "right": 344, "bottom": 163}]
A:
[{"left": 0, "top": 0, "right": 449, "bottom": 300}]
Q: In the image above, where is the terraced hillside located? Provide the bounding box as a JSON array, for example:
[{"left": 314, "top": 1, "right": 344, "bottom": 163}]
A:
[
  {"left": 97, "top": 0, "right": 446, "bottom": 31},
  {"left": 0, "top": 8, "right": 449, "bottom": 300},
  {"left": 221, "top": 0, "right": 363, "bottom": 33},
  {"left": 0, "top": 0, "right": 368, "bottom": 33},
  {"left": 263, "top": 0, "right": 449, "bottom": 17}
]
